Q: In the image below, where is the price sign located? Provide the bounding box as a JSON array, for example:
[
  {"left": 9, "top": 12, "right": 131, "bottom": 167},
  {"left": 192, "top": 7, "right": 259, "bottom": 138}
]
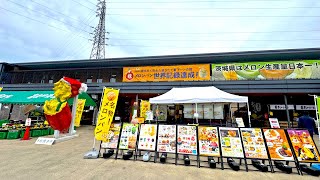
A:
[{"left": 25, "top": 118, "right": 31, "bottom": 127}]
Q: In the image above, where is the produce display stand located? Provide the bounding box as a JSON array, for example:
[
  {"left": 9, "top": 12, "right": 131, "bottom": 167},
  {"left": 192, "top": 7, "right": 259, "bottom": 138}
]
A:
[
  {"left": 263, "top": 128, "right": 301, "bottom": 175},
  {"left": 155, "top": 124, "right": 177, "bottom": 165},
  {"left": 219, "top": 127, "right": 248, "bottom": 172},
  {"left": 239, "top": 128, "right": 274, "bottom": 173},
  {"left": 175, "top": 125, "right": 199, "bottom": 167},
  {"left": 115, "top": 123, "right": 139, "bottom": 161},
  {"left": 286, "top": 128, "right": 320, "bottom": 176},
  {"left": 135, "top": 123, "right": 159, "bottom": 163},
  {"left": 198, "top": 126, "right": 223, "bottom": 169}
]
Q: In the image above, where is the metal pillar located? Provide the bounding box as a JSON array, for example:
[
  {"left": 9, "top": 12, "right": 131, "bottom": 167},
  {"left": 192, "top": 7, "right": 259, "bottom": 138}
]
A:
[{"left": 284, "top": 95, "right": 291, "bottom": 128}]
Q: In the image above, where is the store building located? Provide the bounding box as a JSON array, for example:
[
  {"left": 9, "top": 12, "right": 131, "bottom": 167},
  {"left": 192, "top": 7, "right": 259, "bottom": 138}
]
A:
[{"left": 0, "top": 48, "right": 319, "bottom": 127}]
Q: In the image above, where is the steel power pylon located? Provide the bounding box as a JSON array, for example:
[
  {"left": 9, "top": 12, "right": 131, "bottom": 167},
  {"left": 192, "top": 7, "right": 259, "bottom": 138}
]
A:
[{"left": 90, "top": 0, "right": 106, "bottom": 59}]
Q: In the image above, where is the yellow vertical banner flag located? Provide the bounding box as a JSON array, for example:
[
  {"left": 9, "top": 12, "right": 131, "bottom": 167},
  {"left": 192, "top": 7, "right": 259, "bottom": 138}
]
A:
[
  {"left": 95, "top": 88, "right": 120, "bottom": 142},
  {"left": 140, "top": 100, "right": 150, "bottom": 119},
  {"left": 74, "top": 99, "right": 86, "bottom": 127}
]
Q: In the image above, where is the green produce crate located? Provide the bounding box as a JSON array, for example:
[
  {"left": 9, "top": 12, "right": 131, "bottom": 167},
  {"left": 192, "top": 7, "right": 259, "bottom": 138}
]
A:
[
  {"left": 49, "top": 128, "right": 55, "bottom": 135},
  {"left": 7, "top": 130, "right": 20, "bottom": 139},
  {"left": 0, "top": 131, "right": 8, "bottom": 139},
  {"left": 31, "top": 129, "right": 42, "bottom": 137},
  {"left": 20, "top": 130, "right": 25, "bottom": 138},
  {"left": 41, "top": 129, "right": 49, "bottom": 136},
  {"left": 0, "top": 120, "right": 10, "bottom": 127}
]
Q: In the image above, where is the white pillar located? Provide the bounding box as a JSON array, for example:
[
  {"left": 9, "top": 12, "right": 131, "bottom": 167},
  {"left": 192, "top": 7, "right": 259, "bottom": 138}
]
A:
[
  {"left": 247, "top": 102, "right": 251, "bottom": 127},
  {"left": 69, "top": 95, "right": 79, "bottom": 135}
]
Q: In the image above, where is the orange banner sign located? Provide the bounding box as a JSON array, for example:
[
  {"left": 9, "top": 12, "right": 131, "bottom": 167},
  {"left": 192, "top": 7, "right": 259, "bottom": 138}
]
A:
[{"left": 123, "top": 64, "right": 210, "bottom": 82}]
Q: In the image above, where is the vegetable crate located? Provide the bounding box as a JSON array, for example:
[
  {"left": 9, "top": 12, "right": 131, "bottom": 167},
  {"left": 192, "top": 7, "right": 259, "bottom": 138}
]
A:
[
  {"left": 0, "top": 131, "right": 8, "bottom": 139},
  {"left": 7, "top": 130, "right": 20, "bottom": 139},
  {"left": 31, "top": 129, "right": 42, "bottom": 137},
  {"left": 41, "top": 129, "right": 49, "bottom": 136}
]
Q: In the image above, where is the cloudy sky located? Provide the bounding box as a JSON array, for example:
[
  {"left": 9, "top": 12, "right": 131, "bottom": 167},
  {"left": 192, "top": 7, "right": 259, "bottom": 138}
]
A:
[{"left": 0, "top": 0, "right": 319, "bottom": 63}]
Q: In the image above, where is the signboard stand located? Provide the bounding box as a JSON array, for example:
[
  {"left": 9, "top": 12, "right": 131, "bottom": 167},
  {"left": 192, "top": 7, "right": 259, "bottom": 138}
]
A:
[
  {"left": 263, "top": 128, "right": 301, "bottom": 175},
  {"left": 239, "top": 128, "right": 273, "bottom": 173},
  {"left": 135, "top": 123, "right": 158, "bottom": 163},
  {"left": 175, "top": 125, "right": 199, "bottom": 167},
  {"left": 219, "top": 127, "right": 248, "bottom": 172},
  {"left": 155, "top": 124, "right": 177, "bottom": 165},
  {"left": 115, "top": 123, "right": 139, "bottom": 161},
  {"left": 98, "top": 122, "right": 123, "bottom": 159},
  {"left": 198, "top": 126, "right": 223, "bottom": 169},
  {"left": 286, "top": 128, "right": 320, "bottom": 176}
]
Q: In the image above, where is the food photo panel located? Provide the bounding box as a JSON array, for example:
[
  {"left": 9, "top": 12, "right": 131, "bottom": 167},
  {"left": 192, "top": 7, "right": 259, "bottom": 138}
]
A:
[
  {"left": 138, "top": 124, "right": 157, "bottom": 151},
  {"left": 219, "top": 127, "right": 244, "bottom": 158},
  {"left": 287, "top": 129, "right": 320, "bottom": 162},
  {"left": 157, "top": 125, "right": 177, "bottom": 153},
  {"left": 119, "top": 123, "right": 139, "bottom": 150},
  {"left": 198, "top": 126, "right": 220, "bottom": 157},
  {"left": 263, "top": 129, "right": 294, "bottom": 161},
  {"left": 240, "top": 128, "right": 268, "bottom": 159},
  {"left": 177, "top": 125, "right": 197, "bottom": 155}
]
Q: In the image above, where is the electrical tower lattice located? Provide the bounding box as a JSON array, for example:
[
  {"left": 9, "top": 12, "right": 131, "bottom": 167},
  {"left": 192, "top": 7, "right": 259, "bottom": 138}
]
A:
[{"left": 90, "top": 0, "right": 106, "bottom": 59}]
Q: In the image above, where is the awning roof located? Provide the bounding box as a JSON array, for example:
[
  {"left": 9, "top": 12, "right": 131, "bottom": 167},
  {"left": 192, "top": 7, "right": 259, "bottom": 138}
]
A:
[
  {"left": 149, "top": 86, "right": 248, "bottom": 104},
  {"left": 0, "top": 91, "right": 96, "bottom": 106}
]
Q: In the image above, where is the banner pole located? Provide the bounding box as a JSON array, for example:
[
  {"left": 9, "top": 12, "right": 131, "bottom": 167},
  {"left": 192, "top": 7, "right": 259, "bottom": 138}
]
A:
[{"left": 313, "top": 95, "right": 320, "bottom": 142}]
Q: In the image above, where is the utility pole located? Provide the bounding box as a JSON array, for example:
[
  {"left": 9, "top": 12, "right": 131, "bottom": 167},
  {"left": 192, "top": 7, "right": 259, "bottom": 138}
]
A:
[{"left": 90, "top": 0, "right": 106, "bottom": 59}]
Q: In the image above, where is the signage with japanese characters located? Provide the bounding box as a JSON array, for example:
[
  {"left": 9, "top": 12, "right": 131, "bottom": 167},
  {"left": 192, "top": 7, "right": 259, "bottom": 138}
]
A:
[
  {"left": 212, "top": 60, "right": 320, "bottom": 81},
  {"left": 74, "top": 99, "right": 86, "bottom": 127},
  {"left": 94, "top": 88, "right": 120, "bottom": 142},
  {"left": 269, "top": 104, "right": 294, "bottom": 110},
  {"left": 140, "top": 100, "right": 150, "bottom": 119},
  {"left": 138, "top": 124, "right": 157, "bottom": 151},
  {"left": 123, "top": 64, "right": 210, "bottom": 82},
  {"left": 269, "top": 118, "right": 280, "bottom": 128},
  {"left": 219, "top": 127, "right": 244, "bottom": 158},
  {"left": 295, "top": 105, "right": 316, "bottom": 110}
]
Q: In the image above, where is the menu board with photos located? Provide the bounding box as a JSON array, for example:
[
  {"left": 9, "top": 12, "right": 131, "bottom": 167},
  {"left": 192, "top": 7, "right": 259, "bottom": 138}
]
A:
[
  {"left": 287, "top": 129, "right": 320, "bottom": 162},
  {"left": 157, "top": 125, "right": 176, "bottom": 153},
  {"left": 219, "top": 127, "right": 244, "bottom": 158},
  {"left": 177, "top": 126, "right": 197, "bottom": 155},
  {"left": 263, "top": 129, "right": 294, "bottom": 160},
  {"left": 240, "top": 128, "right": 268, "bottom": 159},
  {"left": 198, "top": 126, "right": 220, "bottom": 157},
  {"left": 119, "top": 123, "right": 139, "bottom": 150},
  {"left": 138, "top": 124, "right": 157, "bottom": 151},
  {"left": 101, "top": 123, "right": 121, "bottom": 149}
]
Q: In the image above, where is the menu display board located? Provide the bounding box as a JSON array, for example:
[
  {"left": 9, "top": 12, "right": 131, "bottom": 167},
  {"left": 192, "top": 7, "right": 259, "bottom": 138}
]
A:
[
  {"left": 138, "top": 124, "right": 157, "bottom": 151},
  {"left": 240, "top": 128, "right": 268, "bottom": 159},
  {"left": 269, "top": 118, "right": 280, "bottom": 128},
  {"left": 219, "top": 127, "right": 244, "bottom": 158},
  {"left": 119, "top": 123, "right": 139, "bottom": 150},
  {"left": 101, "top": 123, "right": 121, "bottom": 149},
  {"left": 263, "top": 129, "right": 294, "bottom": 160},
  {"left": 198, "top": 126, "right": 220, "bottom": 156},
  {"left": 177, "top": 126, "right": 197, "bottom": 155},
  {"left": 287, "top": 129, "right": 320, "bottom": 162},
  {"left": 157, "top": 125, "right": 176, "bottom": 153}
]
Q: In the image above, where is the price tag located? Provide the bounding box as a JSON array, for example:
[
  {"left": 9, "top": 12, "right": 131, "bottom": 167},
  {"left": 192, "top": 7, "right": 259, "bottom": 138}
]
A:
[{"left": 35, "top": 137, "right": 55, "bottom": 145}]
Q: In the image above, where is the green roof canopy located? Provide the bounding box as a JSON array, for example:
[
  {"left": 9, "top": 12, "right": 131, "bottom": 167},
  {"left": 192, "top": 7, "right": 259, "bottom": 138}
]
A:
[{"left": 0, "top": 91, "right": 96, "bottom": 107}]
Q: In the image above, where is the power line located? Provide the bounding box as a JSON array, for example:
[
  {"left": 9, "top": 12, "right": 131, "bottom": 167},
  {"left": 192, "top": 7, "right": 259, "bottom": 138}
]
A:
[
  {"left": 29, "top": 0, "right": 94, "bottom": 27},
  {"left": 105, "top": 7, "right": 320, "bottom": 10},
  {"left": 109, "top": 29, "right": 320, "bottom": 34},
  {"left": 108, "top": 44, "right": 318, "bottom": 49},
  {"left": 106, "top": 13, "right": 320, "bottom": 17},
  {"left": 0, "top": 6, "right": 88, "bottom": 40},
  {"left": 71, "top": 0, "right": 96, "bottom": 12},
  {"left": 106, "top": 0, "right": 289, "bottom": 3},
  {"left": 109, "top": 38, "right": 320, "bottom": 42},
  {"left": 6, "top": 0, "right": 91, "bottom": 34}
]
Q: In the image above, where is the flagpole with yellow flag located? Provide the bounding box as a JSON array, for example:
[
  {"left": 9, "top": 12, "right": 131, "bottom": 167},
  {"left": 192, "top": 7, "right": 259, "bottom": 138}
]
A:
[{"left": 84, "top": 87, "right": 120, "bottom": 159}]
